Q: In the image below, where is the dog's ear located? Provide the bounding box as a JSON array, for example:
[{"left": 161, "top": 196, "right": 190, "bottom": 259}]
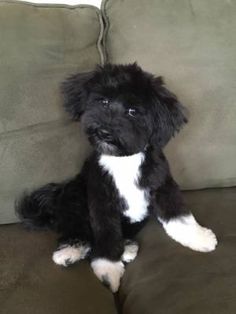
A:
[
  {"left": 61, "top": 71, "right": 94, "bottom": 120},
  {"left": 150, "top": 77, "right": 188, "bottom": 148}
]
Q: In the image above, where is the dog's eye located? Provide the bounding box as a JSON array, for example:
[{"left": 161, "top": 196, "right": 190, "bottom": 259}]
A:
[
  {"left": 100, "top": 99, "right": 110, "bottom": 108},
  {"left": 127, "top": 108, "right": 137, "bottom": 117}
]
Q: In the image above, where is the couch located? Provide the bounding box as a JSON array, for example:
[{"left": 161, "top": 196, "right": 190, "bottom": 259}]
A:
[{"left": 0, "top": 1, "right": 235, "bottom": 313}]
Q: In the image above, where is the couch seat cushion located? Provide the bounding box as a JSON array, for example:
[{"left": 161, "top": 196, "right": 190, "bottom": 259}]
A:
[
  {"left": 0, "top": 224, "right": 117, "bottom": 314},
  {"left": 118, "top": 188, "right": 236, "bottom": 314}
]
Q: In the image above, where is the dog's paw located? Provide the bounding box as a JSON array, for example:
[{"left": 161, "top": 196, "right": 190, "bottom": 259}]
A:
[
  {"left": 52, "top": 243, "right": 90, "bottom": 266},
  {"left": 91, "top": 259, "right": 125, "bottom": 293},
  {"left": 122, "top": 240, "right": 139, "bottom": 263},
  {"left": 162, "top": 214, "right": 218, "bottom": 252},
  {"left": 175, "top": 225, "right": 217, "bottom": 252}
]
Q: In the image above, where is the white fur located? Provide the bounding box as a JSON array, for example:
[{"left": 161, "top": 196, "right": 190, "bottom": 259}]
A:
[
  {"left": 122, "top": 242, "right": 139, "bottom": 263},
  {"left": 99, "top": 152, "right": 149, "bottom": 223},
  {"left": 161, "top": 214, "right": 217, "bottom": 252},
  {"left": 91, "top": 259, "right": 125, "bottom": 293},
  {"left": 52, "top": 244, "right": 90, "bottom": 266}
]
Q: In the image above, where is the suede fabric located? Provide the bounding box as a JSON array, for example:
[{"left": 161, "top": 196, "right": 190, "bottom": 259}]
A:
[
  {"left": 0, "top": 189, "right": 235, "bottom": 313},
  {"left": 118, "top": 188, "right": 236, "bottom": 314},
  {"left": 102, "top": 0, "right": 236, "bottom": 190},
  {"left": 0, "top": 1, "right": 103, "bottom": 223},
  {"left": 0, "top": 224, "right": 117, "bottom": 314}
]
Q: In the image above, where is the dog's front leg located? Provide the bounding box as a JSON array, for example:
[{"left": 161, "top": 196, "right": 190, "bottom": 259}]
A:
[
  {"left": 153, "top": 176, "right": 217, "bottom": 252},
  {"left": 89, "top": 202, "right": 125, "bottom": 293}
]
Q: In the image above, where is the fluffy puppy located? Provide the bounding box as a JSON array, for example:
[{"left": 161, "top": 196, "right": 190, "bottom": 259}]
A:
[{"left": 16, "top": 63, "right": 217, "bottom": 292}]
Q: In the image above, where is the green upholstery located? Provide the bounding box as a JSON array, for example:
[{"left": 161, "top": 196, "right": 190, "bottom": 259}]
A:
[
  {"left": 102, "top": 0, "right": 236, "bottom": 190},
  {"left": 1, "top": 1, "right": 236, "bottom": 313},
  {"left": 119, "top": 188, "right": 236, "bottom": 314},
  {"left": 0, "top": 1, "right": 103, "bottom": 224},
  {"left": 0, "top": 224, "right": 117, "bottom": 314},
  {"left": 1, "top": 188, "right": 235, "bottom": 314}
]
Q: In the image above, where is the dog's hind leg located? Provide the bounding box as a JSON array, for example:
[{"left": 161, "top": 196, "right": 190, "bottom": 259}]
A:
[
  {"left": 52, "top": 207, "right": 93, "bottom": 267},
  {"left": 16, "top": 170, "right": 93, "bottom": 266},
  {"left": 121, "top": 240, "right": 139, "bottom": 263},
  {"left": 52, "top": 237, "right": 91, "bottom": 267},
  {"left": 154, "top": 177, "right": 217, "bottom": 252},
  {"left": 51, "top": 175, "right": 93, "bottom": 266}
]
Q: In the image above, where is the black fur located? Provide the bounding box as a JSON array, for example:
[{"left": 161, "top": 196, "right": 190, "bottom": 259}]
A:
[{"left": 16, "top": 63, "right": 189, "bottom": 262}]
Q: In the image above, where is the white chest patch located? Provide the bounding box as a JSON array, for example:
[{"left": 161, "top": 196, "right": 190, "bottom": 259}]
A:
[{"left": 99, "top": 152, "right": 149, "bottom": 223}]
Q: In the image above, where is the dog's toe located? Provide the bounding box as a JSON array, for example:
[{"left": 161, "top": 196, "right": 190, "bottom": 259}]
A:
[
  {"left": 91, "top": 258, "right": 125, "bottom": 293},
  {"left": 122, "top": 240, "right": 139, "bottom": 263},
  {"left": 189, "top": 227, "right": 218, "bottom": 252},
  {"left": 162, "top": 214, "right": 218, "bottom": 253},
  {"left": 52, "top": 243, "right": 90, "bottom": 266}
]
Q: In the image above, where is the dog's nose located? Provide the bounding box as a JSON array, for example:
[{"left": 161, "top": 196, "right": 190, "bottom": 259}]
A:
[{"left": 97, "top": 128, "right": 111, "bottom": 140}]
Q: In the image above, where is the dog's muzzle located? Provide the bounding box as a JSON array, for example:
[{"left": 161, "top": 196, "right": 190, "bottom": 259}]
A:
[{"left": 96, "top": 128, "right": 114, "bottom": 143}]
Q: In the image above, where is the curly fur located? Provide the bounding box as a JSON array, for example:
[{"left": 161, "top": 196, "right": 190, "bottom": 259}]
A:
[{"left": 16, "top": 63, "right": 217, "bottom": 292}]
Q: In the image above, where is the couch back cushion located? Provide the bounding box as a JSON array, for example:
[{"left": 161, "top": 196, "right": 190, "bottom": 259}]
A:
[
  {"left": 0, "top": 1, "right": 103, "bottom": 223},
  {"left": 103, "top": 0, "right": 236, "bottom": 189}
]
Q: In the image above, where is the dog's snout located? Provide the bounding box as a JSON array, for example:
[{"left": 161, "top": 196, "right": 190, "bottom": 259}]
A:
[
  {"left": 97, "top": 128, "right": 111, "bottom": 140},
  {"left": 99, "top": 128, "right": 109, "bottom": 136}
]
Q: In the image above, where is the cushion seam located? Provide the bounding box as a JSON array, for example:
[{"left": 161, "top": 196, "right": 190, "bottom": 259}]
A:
[
  {"left": 101, "top": 0, "right": 111, "bottom": 63},
  {"left": 94, "top": 9, "right": 106, "bottom": 65},
  {"left": 0, "top": 119, "right": 74, "bottom": 141}
]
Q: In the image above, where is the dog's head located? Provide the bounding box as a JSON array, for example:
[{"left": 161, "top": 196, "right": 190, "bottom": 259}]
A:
[{"left": 62, "top": 63, "right": 187, "bottom": 156}]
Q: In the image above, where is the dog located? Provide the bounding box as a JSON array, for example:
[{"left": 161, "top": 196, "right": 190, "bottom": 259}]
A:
[{"left": 16, "top": 63, "right": 217, "bottom": 292}]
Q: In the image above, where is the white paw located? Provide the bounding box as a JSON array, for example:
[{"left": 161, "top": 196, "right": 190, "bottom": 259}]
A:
[
  {"left": 91, "top": 259, "right": 125, "bottom": 293},
  {"left": 162, "top": 214, "right": 218, "bottom": 252},
  {"left": 52, "top": 243, "right": 90, "bottom": 266},
  {"left": 122, "top": 241, "right": 139, "bottom": 263}
]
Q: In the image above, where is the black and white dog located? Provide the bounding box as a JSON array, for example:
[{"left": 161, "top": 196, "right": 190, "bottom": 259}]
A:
[{"left": 17, "top": 63, "right": 217, "bottom": 292}]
